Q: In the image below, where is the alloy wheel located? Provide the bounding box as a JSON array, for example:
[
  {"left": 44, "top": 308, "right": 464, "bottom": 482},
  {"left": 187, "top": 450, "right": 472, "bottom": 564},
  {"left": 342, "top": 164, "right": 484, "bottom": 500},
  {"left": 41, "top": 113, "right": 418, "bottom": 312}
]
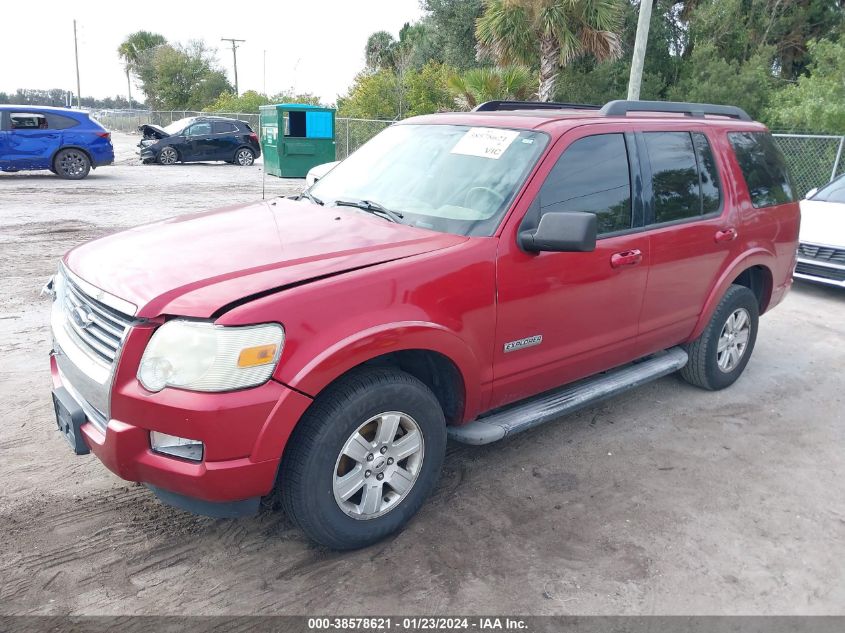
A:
[
  {"left": 333, "top": 411, "right": 425, "bottom": 520},
  {"left": 159, "top": 148, "right": 177, "bottom": 165},
  {"left": 236, "top": 149, "right": 254, "bottom": 166},
  {"left": 59, "top": 151, "right": 87, "bottom": 177},
  {"left": 717, "top": 307, "right": 751, "bottom": 373}
]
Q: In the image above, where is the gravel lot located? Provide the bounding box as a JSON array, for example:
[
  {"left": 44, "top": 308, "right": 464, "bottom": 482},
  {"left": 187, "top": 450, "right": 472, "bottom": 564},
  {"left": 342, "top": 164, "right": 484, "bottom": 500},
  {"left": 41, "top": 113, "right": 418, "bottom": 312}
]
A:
[{"left": 1, "top": 133, "right": 843, "bottom": 616}]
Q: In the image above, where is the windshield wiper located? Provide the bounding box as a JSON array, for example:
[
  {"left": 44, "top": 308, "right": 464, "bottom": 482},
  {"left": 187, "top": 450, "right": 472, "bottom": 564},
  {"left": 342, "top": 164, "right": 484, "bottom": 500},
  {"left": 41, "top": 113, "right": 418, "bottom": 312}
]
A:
[
  {"left": 333, "top": 199, "right": 404, "bottom": 224},
  {"left": 299, "top": 190, "right": 324, "bottom": 206}
]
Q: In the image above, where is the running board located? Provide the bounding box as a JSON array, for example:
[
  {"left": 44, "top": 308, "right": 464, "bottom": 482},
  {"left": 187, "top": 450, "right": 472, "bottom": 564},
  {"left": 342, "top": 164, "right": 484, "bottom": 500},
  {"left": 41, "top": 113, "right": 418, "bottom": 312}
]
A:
[{"left": 448, "top": 347, "right": 688, "bottom": 445}]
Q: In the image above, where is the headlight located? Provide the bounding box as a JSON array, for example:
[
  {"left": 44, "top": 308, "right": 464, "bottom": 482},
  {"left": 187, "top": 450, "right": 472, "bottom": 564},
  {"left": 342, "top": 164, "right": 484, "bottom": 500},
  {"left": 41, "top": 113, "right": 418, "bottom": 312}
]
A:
[{"left": 137, "top": 320, "right": 284, "bottom": 393}]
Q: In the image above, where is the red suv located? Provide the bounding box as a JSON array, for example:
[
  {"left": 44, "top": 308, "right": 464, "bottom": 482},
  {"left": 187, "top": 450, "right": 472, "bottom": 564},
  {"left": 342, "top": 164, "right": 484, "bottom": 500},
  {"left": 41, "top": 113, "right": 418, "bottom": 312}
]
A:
[{"left": 48, "top": 100, "right": 799, "bottom": 549}]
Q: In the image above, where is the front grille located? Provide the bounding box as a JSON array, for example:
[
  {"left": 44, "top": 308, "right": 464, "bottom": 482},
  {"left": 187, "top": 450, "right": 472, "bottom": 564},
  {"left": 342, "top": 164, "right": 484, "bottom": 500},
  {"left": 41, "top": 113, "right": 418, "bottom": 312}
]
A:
[
  {"left": 795, "top": 261, "right": 845, "bottom": 282},
  {"left": 63, "top": 274, "right": 133, "bottom": 364},
  {"left": 798, "top": 243, "right": 845, "bottom": 265}
]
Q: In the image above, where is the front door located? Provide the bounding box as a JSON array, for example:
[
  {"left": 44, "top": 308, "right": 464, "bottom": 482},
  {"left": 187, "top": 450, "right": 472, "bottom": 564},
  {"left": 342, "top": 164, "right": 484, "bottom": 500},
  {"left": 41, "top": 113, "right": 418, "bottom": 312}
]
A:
[
  {"left": 492, "top": 130, "right": 650, "bottom": 409},
  {"left": 183, "top": 121, "right": 214, "bottom": 161},
  {"left": 6, "top": 111, "right": 62, "bottom": 169}
]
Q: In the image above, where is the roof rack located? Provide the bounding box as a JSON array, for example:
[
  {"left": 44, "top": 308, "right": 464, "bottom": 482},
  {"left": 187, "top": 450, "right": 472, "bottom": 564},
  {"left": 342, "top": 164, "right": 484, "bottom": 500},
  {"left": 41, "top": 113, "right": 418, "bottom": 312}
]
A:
[
  {"left": 599, "top": 100, "right": 752, "bottom": 121},
  {"left": 473, "top": 100, "right": 601, "bottom": 112}
]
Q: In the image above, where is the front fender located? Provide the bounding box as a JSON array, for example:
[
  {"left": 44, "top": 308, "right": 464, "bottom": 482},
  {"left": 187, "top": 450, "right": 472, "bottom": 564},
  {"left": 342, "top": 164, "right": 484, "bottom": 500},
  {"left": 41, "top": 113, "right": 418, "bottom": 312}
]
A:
[{"left": 284, "top": 321, "right": 484, "bottom": 420}]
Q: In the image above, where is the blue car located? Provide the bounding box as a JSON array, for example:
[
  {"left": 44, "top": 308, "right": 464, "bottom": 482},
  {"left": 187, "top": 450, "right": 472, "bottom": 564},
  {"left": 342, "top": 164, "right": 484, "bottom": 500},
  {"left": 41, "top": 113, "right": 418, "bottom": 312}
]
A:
[{"left": 0, "top": 106, "right": 114, "bottom": 179}]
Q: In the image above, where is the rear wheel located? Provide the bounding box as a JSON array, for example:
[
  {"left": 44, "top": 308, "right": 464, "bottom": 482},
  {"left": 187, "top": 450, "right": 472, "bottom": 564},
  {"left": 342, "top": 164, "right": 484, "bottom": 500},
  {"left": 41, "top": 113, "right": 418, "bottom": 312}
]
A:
[
  {"left": 54, "top": 149, "right": 91, "bottom": 179},
  {"left": 234, "top": 147, "right": 255, "bottom": 166},
  {"left": 280, "top": 368, "right": 446, "bottom": 550},
  {"left": 157, "top": 146, "right": 178, "bottom": 165},
  {"left": 680, "top": 284, "right": 759, "bottom": 390}
]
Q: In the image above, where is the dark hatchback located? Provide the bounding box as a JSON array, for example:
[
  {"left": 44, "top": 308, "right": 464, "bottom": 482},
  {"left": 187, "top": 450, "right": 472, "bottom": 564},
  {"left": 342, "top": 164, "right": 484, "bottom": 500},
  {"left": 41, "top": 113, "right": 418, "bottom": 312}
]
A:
[{"left": 138, "top": 116, "right": 261, "bottom": 166}]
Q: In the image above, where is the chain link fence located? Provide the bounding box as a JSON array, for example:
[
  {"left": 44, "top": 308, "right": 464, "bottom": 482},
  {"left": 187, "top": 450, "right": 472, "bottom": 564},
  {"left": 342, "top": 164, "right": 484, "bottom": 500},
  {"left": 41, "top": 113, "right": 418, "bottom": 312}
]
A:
[
  {"left": 94, "top": 109, "right": 394, "bottom": 162},
  {"left": 772, "top": 134, "right": 845, "bottom": 198},
  {"left": 95, "top": 111, "right": 844, "bottom": 194}
]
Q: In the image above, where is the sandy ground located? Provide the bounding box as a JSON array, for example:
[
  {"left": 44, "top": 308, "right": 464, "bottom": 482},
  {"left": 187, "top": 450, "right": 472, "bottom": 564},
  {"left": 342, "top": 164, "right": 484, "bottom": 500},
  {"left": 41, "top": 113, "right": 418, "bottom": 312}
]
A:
[{"left": 0, "top": 133, "right": 844, "bottom": 616}]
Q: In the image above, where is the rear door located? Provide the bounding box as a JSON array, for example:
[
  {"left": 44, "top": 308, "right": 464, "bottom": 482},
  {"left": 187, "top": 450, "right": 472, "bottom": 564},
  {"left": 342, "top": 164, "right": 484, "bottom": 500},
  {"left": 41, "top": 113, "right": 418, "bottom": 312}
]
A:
[
  {"left": 491, "top": 128, "right": 651, "bottom": 408},
  {"left": 636, "top": 128, "right": 741, "bottom": 349},
  {"left": 210, "top": 121, "right": 239, "bottom": 160},
  {"left": 6, "top": 111, "right": 63, "bottom": 169}
]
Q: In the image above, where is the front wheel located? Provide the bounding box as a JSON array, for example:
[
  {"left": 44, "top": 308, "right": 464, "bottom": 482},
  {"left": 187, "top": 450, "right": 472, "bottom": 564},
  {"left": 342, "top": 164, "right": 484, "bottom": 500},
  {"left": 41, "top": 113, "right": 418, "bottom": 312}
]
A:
[
  {"left": 234, "top": 147, "right": 255, "bottom": 166},
  {"left": 54, "top": 149, "right": 91, "bottom": 179},
  {"left": 157, "top": 146, "right": 179, "bottom": 165},
  {"left": 280, "top": 368, "right": 446, "bottom": 550},
  {"left": 680, "top": 284, "right": 759, "bottom": 390}
]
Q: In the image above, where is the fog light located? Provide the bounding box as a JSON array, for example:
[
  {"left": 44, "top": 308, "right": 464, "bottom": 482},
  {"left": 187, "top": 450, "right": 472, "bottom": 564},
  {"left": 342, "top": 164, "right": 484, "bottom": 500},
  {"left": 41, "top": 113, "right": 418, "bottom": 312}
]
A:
[{"left": 150, "top": 431, "right": 204, "bottom": 461}]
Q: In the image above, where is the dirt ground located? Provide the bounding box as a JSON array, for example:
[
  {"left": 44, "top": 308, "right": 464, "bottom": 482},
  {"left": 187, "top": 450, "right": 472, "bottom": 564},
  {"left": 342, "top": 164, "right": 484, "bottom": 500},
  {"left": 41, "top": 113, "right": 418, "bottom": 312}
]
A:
[{"left": 0, "top": 133, "right": 843, "bottom": 616}]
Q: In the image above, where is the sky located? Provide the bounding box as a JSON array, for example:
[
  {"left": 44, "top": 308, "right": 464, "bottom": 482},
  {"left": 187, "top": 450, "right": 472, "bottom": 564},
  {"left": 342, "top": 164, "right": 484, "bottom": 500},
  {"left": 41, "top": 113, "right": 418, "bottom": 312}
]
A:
[{"left": 0, "top": 0, "right": 424, "bottom": 104}]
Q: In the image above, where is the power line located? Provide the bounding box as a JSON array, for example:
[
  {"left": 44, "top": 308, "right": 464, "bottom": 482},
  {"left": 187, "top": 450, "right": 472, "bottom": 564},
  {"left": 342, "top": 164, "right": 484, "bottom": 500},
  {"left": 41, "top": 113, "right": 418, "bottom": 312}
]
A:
[{"left": 221, "top": 38, "right": 246, "bottom": 96}]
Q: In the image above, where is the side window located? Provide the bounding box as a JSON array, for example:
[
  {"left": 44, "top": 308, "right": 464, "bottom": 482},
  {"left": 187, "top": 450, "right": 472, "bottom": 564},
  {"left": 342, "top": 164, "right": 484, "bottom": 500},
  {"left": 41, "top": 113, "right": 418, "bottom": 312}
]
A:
[
  {"left": 187, "top": 122, "right": 212, "bottom": 136},
  {"left": 44, "top": 114, "right": 79, "bottom": 130},
  {"left": 692, "top": 132, "right": 721, "bottom": 213},
  {"left": 728, "top": 132, "right": 795, "bottom": 207},
  {"left": 11, "top": 113, "right": 48, "bottom": 130},
  {"left": 212, "top": 121, "right": 237, "bottom": 134},
  {"left": 537, "top": 133, "right": 632, "bottom": 234},
  {"left": 643, "top": 131, "right": 700, "bottom": 223}
]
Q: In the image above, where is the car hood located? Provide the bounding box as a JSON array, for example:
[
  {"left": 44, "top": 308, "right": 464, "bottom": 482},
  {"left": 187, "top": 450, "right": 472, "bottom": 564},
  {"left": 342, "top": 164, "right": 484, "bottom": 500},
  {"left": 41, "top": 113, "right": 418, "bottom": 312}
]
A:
[
  {"left": 138, "top": 124, "right": 170, "bottom": 140},
  {"left": 799, "top": 199, "right": 845, "bottom": 247},
  {"left": 64, "top": 198, "right": 467, "bottom": 319}
]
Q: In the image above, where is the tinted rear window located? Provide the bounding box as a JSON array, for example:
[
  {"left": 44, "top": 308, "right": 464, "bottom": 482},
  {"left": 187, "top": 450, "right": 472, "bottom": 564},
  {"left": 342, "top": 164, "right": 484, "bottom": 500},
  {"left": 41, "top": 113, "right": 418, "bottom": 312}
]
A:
[
  {"left": 728, "top": 132, "right": 795, "bottom": 207},
  {"left": 212, "top": 121, "right": 237, "bottom": 134}
]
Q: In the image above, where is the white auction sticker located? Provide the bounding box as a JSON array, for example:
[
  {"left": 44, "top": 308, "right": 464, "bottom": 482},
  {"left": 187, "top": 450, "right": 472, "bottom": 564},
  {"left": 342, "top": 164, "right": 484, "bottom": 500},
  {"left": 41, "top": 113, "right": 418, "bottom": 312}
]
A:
[{"left": 450, "top": 127, "right": 519, "bottom": 159}]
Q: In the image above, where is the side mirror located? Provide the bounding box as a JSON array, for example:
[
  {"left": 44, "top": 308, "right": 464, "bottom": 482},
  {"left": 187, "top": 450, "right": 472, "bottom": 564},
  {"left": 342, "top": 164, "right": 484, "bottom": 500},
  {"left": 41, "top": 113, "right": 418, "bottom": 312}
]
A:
[
  {"left": 804, "top": 187, "right": 818, "bottom": 199},
  {"left": 519, "top": 211, "right": 597, "bottom": 253}
]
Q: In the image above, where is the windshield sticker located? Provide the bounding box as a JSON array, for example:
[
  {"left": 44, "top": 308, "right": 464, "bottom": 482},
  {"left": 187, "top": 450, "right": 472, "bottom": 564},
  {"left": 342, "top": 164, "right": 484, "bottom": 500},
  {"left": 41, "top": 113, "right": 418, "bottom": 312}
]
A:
[{"left": 451, "top": 127, "right": 519, "bottom": 160}]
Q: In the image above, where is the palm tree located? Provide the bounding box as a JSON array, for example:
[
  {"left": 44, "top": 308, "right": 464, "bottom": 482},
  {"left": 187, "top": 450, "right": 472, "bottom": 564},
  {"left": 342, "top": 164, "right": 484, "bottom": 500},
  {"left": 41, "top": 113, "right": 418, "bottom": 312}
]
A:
[
  {"left": 448, "top": 65, "right": 536, "bottom": 109},
  {"left": 117, "top": 31, "right": 167, "bottom": 109},
  {"left": 475, "top": 0, "right": 625, "bottom": 102}
]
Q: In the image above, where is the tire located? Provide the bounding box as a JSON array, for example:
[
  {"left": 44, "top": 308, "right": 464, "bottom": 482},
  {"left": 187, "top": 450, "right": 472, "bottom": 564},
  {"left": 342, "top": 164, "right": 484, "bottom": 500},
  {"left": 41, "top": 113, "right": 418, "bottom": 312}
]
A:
[
  {"left": 680, "top": 284, "right": 759, "bottom": 390},
  {"left": 280, "top": 367, "right": 446, "bottom": 550},
  {"left": 234, "top": 147, "right": 255, "bottom": 166},
  {"left": 53, "top": 149, "right": 91, "bottom": 180},
  {"left": 157, "top": 146, "right": 179, "bottom": 165}
]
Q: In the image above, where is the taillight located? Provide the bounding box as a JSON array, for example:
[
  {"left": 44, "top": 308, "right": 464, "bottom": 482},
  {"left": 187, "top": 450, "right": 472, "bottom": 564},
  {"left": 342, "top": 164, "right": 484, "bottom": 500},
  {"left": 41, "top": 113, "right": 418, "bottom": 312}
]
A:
[
  {"left": 249, "top": 132, "right": 258, "bottom": 142},
  {"left": 96, "top": 131, "right": 111, "bottom": 141}
]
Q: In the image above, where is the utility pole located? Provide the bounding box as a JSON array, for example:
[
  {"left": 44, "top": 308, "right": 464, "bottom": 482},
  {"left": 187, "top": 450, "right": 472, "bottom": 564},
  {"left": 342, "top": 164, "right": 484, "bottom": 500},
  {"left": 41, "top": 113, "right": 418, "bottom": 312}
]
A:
[
  {"left": 73, "top": 19, "right": 82, "bottom": 108},
  {"left": 626, "top": 0, "right": 653, "bottom": 101},
  {"left": 263, "top": 49, "right": 266, "bottom": 95},
  {"left": 221, "top": 38, "right": 245, "bottom": 95}
]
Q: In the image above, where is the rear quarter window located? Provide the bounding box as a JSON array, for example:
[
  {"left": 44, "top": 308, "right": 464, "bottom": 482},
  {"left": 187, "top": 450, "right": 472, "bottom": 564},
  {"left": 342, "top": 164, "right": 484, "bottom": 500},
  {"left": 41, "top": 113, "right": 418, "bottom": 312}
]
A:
[
  {"left": 44, "top": 113, "right": 80, "bottom": 130},
  {"left": 728, "top": 132, "right": 795, "bottom": 208}
]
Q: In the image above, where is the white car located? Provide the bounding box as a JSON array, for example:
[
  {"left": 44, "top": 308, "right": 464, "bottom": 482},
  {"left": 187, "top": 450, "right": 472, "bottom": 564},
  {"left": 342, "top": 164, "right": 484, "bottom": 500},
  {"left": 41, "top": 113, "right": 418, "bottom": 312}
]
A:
[
  {"left": 304, "top": 160, "right": 340, "bottom": 187},
  {"left": 796, "top": 173, "right": 845, "bottom": 288}
]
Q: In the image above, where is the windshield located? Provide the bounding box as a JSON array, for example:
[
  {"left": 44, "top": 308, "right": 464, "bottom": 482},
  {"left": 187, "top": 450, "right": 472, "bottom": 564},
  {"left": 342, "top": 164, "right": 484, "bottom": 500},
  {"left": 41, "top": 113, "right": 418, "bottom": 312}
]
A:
[
  {"left": 310, "top": 124, "right": 548, "bottom": 236},
  {"left": 162, "top": 117, "right": 194, "bottom": 135},
  {"left": 811, "top": 173, "right": 845, "bottom": 204}
]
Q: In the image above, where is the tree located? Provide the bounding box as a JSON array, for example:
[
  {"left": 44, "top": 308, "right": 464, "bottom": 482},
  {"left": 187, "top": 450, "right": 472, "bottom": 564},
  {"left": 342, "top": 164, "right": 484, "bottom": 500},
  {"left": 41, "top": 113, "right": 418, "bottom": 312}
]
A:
[
  {"left": 475, "top": 0, "right": 625, "bottom": 101},
  {"left": 405, "top": 62, "right": 456, "bottom": 115},
  {"left": 205, "top": 89, "right": 323, "bottom": 113},
  {"left": 135, "top": 40, "right": 233, "bottom": 110},
  {"left": 448, "top": 65, "right": 536, "bottom": 109},
  {"left": 366, "top": 31, "right": 398, "bottom": 70},
  {"left": 421, "top": 0, "right": 485, "bottom": 70},
  {"left": 117, "top": 31, "right": 167, "bottom": 109},
  {"left": 337, "top": 70, "right": 401, "bottom": 119},
  {"left": 767, "top": 39, "right": 845, "bottom": 133},
  {"left": 668, "top": 43, "right": 776, "bottom": 121}
]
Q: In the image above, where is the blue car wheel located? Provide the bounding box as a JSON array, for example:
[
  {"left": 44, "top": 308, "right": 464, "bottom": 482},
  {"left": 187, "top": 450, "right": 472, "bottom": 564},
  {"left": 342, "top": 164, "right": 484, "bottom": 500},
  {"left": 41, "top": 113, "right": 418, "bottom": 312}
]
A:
[{"left": 54, "top": 149, "right": 91, "bottom": 180}]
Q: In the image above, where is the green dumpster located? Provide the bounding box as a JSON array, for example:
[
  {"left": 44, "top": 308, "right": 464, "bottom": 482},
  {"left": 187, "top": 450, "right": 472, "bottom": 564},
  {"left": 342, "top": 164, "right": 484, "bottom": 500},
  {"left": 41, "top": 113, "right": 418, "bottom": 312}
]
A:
[{"left": 259, "top": 103, "right": 336, "bottom": 178}]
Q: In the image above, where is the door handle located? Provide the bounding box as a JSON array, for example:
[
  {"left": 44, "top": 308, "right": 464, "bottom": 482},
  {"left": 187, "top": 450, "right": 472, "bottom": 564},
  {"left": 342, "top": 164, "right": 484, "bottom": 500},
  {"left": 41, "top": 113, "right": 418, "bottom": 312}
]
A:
[
  {"left": 715, "top": 227, "right": 738, "bottom": 243},
  {"left": 610, "top": 249, "right": 643, "bottom": 268}
]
